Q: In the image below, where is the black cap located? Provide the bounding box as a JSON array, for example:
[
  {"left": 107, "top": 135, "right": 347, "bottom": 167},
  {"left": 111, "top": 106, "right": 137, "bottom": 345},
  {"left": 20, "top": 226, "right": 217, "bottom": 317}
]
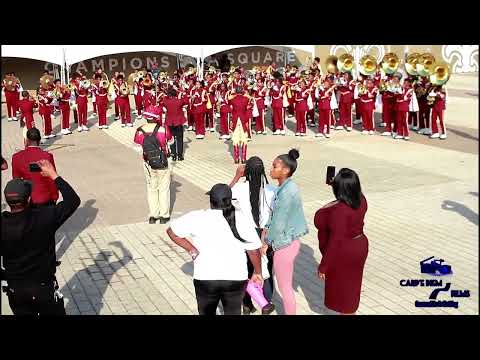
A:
[
  {"left": 4, "top": 178, "right": 32, "bottom": 203},
  {"left": 208, "top": 184, "right": 232, "bottom": 205},
  {"left": 26, "top": 127, "right": 41, "bottom": 142}
]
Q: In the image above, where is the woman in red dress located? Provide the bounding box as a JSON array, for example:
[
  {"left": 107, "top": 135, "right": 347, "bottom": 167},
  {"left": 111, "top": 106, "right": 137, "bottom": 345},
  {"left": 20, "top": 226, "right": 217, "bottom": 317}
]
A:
[{"left": 314, "top": 168, "right": 369, "bottom": 314}]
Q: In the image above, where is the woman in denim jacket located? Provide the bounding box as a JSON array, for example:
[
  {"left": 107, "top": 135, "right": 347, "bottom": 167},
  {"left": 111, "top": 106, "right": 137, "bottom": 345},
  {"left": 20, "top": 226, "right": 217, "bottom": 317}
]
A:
[{"left": 262, "top": 148, "right": 308, "bottom": 314}]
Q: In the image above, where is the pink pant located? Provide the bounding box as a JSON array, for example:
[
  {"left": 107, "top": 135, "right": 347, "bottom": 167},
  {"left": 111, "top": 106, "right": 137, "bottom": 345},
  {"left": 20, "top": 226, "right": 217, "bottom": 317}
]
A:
[{"left": 273, "top": 239, "right": 300, "bottom": 315}]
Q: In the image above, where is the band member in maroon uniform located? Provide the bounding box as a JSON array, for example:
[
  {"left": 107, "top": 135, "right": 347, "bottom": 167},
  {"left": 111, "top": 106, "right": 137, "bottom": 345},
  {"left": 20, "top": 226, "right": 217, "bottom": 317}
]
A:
[
  {"left": 294, "top": 80, "right": 310, "bottom": 136},
  {"left": 394, "top": 79, "right": 414, "bottom": 140},
  {"left": 56, "top": 80, "right": 72, "bottom": 135},
  {"left": 216, "top": 82, "right": 232, "bottom": 140},
  {"left": 306, "top": 72, "right": 317, "bottom": 127},
  {"left": 360, "top": 79, "right": 378, "bottom": 135},
  {"left": 191, "top": 80, "right": 207, "bottom": 139},
  {"left": 76, "top": 80, "right": 89, "bottom": 132},
  {"left": 2, "top": 72, "right": 20, "bottom": 120},
  {"left": 96, "top": 75, "right": 109, "bottom": 129},
  {"left": 353, "top": 75, "right": 365, "bottom": 125},
  {"left": 205, "top": 73, "right": 217, "bottom": 132},
  {"left": 111, "top": 71, "right": 120, "bottom": 120},
  {"left": 143, "top": 73, "right": 155, "bottom": 109},
  {"left": 286, "top": 66, "right": 299, "bottom": 117},
  {"left": 316, "top": 79, "right": 335, "bottom": 138},
  {"left": 115, "top": 75, "right": 132, "bottom": 127},
  {"left": 186, "top": 78, "right": 196, "bottom": 131},
  {"left": 17, "top": 91, "right": 38, "bottom": 130},
  {"left": 337, "top": 72, "right": 355, "bottom": 131},
  {"left": 417, "top": 76, "right": 432, "bottom": 135},
  {"left": 229, "top": 87, "right": 252, "bottom": 164},
  {"left": 253, "top": 79, "right": 267, "bottom": 135},
  {"left": 134, "top": 76, "right": 144, "bottom": 120},
  {"left": 429, "top": 85, "right": 447, "bottom": 139},
  {"left": 270, "top": 77, "right": 286, "bottom": 135},
  {"left": 38, "top": 86, "right": 54, "bottom": 138},
  {"left": 380, "top": 73, "right": 395, "bottom": 136}
]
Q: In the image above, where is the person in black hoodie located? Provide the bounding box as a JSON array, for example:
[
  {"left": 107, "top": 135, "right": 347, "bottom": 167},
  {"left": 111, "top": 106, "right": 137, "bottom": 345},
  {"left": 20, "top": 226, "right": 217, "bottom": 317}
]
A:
[{"left": 1, "top": 159, "right": 80, "bottom": 315}]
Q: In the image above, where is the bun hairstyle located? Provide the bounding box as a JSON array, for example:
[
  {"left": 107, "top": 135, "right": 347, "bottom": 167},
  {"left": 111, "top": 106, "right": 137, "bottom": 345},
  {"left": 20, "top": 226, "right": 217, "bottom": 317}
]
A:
[{"left": 277, "top": 148, "right": 300, "bottom": 177}]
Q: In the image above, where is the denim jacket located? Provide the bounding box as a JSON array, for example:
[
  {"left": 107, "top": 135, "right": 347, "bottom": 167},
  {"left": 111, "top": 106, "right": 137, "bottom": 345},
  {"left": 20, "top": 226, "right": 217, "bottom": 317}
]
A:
[{"left": 265, "top": 178, "right": 308, "bottom": 251}]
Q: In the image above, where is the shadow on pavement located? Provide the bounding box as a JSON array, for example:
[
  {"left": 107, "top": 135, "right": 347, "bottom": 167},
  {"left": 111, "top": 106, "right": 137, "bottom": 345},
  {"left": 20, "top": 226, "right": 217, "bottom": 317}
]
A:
[
  {"left": 56, "top": 199, "right": 99, "bottom": 260},
  {"left": 441, "top": 200, "right": 478, "bottom": 226},
  {"left": 61, "top": 241, "right": 132, "bottom": 315},
  {"left": 169, "top": 180, "right": 182, "bottom": 216},
  {"left": 446, "top": 127, "right": 479, "bottom": 141}
]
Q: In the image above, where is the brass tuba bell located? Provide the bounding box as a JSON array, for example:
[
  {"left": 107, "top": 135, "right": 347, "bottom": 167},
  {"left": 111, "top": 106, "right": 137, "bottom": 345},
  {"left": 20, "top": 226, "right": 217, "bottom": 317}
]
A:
[
  {"left": 325, "top": 55, "right": 338, "bottom": 74},
  {"left": 359, "top": 55, "right": 377, "bottom": 76},
  {"left": 416, "top": 53, "right": 436, "bottom": 77},
  {"left": 405, "top": 52, "right": 421, "bottom": 76},
  {"left": 40, "top": 74, "right": 53, "bottom": 90},
  {"left": 119, "top": 82, "right": 129, "bottom": 95},
  {"left": 381, "top": 53, "right": 399, "bottom": 75},
  {"left": 143, "top": 77, "right": 152, "bottom": 87},
  {"left": 80, "top": 79, "right": 91, "bottom": 89},
  {"left": 337, "top": 53, "right": 354, "bottom": 73},
  {"left": 99, "top": 79, "right": 109, "bottom": 89},
  {"left": 430, "top": 63, "right": 450, "bottom": 86}
]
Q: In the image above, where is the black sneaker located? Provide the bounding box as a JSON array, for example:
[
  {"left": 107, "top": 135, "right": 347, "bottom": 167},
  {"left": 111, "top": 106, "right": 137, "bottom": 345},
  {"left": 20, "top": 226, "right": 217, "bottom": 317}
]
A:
[
  {"left": 261, "top": 303, "right": 275, "bottom": 315},
  {"left": 171, "top": 155, "right": 177, "bottom": 161},
  {"left": 242, "top": 305, "right": 257, "bottom": 315},
  {"left": 159, "top": 217, "right": 170, "bottom": 224},
  {"left": 148, "top": 217, "right": 156, "bottom": 224},
  {"left": 178, "top": 155, "right": 184, "bottom": 161}
]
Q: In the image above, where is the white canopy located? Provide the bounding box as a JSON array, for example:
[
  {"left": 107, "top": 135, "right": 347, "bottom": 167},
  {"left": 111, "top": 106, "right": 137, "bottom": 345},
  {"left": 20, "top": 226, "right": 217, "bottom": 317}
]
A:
[{"left": 1, "top": 45, "right": 65, "bottom": 65}]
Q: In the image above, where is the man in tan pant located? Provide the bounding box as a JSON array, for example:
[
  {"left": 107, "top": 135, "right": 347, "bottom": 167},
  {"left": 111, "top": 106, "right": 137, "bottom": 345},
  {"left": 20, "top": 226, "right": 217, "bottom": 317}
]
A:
[
  {"left": 134, "top": 104, "right": 173, "bottom": 224},
  {"left": 143, "top": 163, "right": 171, "bottom": 223}
]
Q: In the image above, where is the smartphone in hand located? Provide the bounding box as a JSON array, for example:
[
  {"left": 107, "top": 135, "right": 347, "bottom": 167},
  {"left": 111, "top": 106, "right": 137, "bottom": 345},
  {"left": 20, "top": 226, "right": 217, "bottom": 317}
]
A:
[
  {"left": 29, "top": 162, "right": 41, "bottom": 172},
  {"left": 326, "top": 166, "right": 335, "bottom": 185}
]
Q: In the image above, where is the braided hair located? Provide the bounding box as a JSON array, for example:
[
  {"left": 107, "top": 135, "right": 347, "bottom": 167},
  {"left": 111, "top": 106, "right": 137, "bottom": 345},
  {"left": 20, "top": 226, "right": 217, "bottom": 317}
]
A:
[{"left": 245, "top": 156, "right": 269, "bottom": 228}]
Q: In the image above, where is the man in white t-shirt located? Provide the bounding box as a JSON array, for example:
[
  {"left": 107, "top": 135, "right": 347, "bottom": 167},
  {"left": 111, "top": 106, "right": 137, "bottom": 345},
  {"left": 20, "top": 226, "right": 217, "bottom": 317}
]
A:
[
  {"left": 166, "top": 184, "right": 263, "bottom": 315},
  {"left": 229, "top": 158, "right": 276, "bottom": 315}
]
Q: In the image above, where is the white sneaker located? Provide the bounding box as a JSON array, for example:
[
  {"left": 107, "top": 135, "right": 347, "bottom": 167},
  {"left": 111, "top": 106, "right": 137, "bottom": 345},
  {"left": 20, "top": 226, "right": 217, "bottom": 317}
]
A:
[
  {"left": 301, "top": 133, "right": 307, "bottom": 137},
  {"left": 440, "top": 134, "right": 447, "bottom": 140},
  {"left": 379, "top": 122, "right": 386, "bottom": 127},
  {"left": 42, "top": 135, "right": 50, "bottom": 140},
  {"left": 309, "top": 123, "right": 316, "bottom": 127},
  {"left": 394, "top": 135, "right": 404, "bottom": 139},
  {"left": 247, "top": 137, "right": 252, "bottom": 142},
  {"left": 133, "top": 110, "right": 137, "bottom": 115},
  {"left": 369, "top": 130, "right": 374, "bottom": 135},
  {"left": 273, "top": 130, "right": 280, "bottom": 135},
  {"left": 225, "top": 135, "right": 231, "bottom": 140},
  {"left": 280, "top": 130, "right": 286, "bottom": 135},
  {"left": 115, "top": 116, "right": 120, "bottom": 121},
  {"left": 78, "top": 127, "right": 83, "bottom": 132},
  {"left": 325, "top": 133, "right": 331, "bottom": 138},
  {"left": 361, "top": 130, "right": 368, "bottom": 135},
  {"left": 121, "top": 124, "right": 126, "bottom": 128},
  {"left": 82, "top": 125, "right": 89, "bottom": 131},
  {"left": 417, "top": 128, "right": 425, "bottom": 134},
  {"left": 424, "top": 129, "right": 432, "bottom": 135},
  {"left": 187, "top": 126, "right": 193, "bottom": 131},
  {"left": 315, "top": 133, "right": 324, "bottom": 138},
  {"left": 381, "top": 132, "right": 391, "bottom": 136},
  {"left": 104, "top": 125, "right": 109, "bottom": 129},
  {"left": 196, "top": 134, "right": 205, "bottom": 139},
  {"left": 392, "top": 132, "right": 397, "bottom": 137},
  {"left": 136, "top": 115, "right": 142, "bottom": 120},
  {"left": 353, "top": 119, "right": 362, "bottom": 125},
  {"left": 7, "top": 117, "right": 12, "bottom": 121},
  {"left": 210, "top": 128, "right": 215, "bottom": 133},
  {"left": 295, "top": 132, "right": 300, "bottom": 136},
  {"left": 262, "top": 131, "right": 267, "bottom": 135},
  {"left": 288, "top": 114, "right": 294, "bottom": 118},
  {"left": 412, "top": 126, "right": 418, "bottom": 131},
  {"left": 50, "top": 134, "right": 56, "bottom": 138},
  {"left": 127, "top": 123, "right": 133, "bottom": 127},
  {"left": 335, "top": 126, "right": 343, "bottom": 130},
  {"left": 430, "top": 133, "right": 440, "bottom": 139},
  {"left": 346, "top": 127, "right": 352, "bottom": 131},
  {"left": 404, "top": 136, "right": 410, "bottom": 140}
]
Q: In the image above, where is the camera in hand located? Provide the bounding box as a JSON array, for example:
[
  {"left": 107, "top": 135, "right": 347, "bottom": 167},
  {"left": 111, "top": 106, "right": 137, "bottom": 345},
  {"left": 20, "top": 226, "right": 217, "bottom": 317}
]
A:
[
  {"left": 326, "top": 166, "right": 335, "bottom": 185},
  {"left": 29, "top": 162, "right": 41, "bottom": 172}
]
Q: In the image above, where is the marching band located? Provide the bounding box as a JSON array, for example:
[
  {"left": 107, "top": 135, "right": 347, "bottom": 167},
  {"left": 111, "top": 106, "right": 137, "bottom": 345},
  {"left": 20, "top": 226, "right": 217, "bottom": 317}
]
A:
[{"left": 2, "top": 51, "right": 451, "bottom": 162}]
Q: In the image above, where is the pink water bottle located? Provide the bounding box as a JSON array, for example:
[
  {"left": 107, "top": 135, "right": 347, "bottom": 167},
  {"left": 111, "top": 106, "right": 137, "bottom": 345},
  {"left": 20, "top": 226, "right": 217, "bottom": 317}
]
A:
[{"left": 246, "top": 280, "right": 268, "bottom": 309}]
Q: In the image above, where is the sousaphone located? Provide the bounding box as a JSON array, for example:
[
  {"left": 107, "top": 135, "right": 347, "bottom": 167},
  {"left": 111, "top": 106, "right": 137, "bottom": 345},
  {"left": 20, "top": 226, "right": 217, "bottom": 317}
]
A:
[{"left": 40, "top": 74, "right": 54, "bottom": 90}]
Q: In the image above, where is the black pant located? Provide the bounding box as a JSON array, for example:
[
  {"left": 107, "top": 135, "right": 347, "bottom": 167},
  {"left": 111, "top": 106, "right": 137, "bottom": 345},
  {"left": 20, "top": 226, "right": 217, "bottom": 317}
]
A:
[
  {"left": 169, "top": 125, "right": 184, "bottom": 157},
  {"left": 5, "top": 280, "right": 66, "bottom": 316},
  {"left": 193, "top": 279, "right": 247, "bottom": 315},
  {"left": 30, "top": 200, "right": 56, "bottom": 208}
]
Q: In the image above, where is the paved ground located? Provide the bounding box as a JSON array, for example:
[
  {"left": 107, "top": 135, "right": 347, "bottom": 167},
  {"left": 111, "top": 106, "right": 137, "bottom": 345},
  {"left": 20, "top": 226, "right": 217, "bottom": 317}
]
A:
[{"left": 1, "top": 73, "right": 478, "bottom": 315}]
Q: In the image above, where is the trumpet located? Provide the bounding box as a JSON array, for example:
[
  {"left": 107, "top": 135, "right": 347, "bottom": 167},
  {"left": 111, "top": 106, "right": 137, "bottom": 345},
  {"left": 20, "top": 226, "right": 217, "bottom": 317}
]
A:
[
  {"left": 357, "top": 83, "right": 367, "bottom": 96},
  {"left": 40, "top": 74, "right": 54, "bottom": 90},
  {"left": 66, "top": 83, "right": 76, "bottom": 92}
]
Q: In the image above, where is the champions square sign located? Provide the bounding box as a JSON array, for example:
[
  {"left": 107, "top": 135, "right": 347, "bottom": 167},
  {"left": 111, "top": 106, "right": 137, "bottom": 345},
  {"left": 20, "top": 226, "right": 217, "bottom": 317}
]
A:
[{"left": 1, "top": 46, "right": 309, "bottom": 90}]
